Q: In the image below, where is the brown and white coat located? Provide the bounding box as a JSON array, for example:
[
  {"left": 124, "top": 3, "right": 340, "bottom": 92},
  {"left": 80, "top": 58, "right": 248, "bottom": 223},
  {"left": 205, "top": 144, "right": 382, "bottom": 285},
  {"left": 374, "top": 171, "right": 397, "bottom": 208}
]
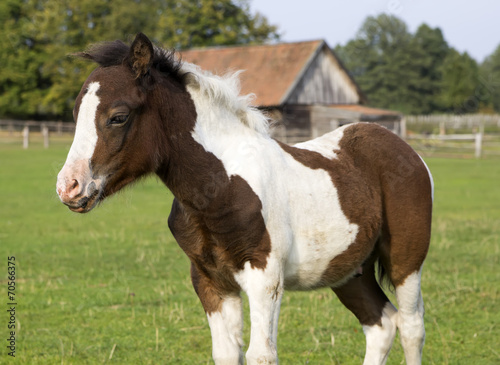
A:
[{"left": 56, "top": 34, "right": 433, "bottom": 365}]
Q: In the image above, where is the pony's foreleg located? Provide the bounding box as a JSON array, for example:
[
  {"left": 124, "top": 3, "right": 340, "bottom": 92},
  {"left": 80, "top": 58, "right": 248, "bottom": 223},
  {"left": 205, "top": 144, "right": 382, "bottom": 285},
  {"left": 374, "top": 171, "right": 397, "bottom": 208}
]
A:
[
  {"left": 236, "top": 260, "right": 283, "bottom": 365},
  {"left": 207, "top": 295, "right": 244, "bottom": 365},
  {"left": 190, "top": 265, "right": 243, "bottom": 365}
]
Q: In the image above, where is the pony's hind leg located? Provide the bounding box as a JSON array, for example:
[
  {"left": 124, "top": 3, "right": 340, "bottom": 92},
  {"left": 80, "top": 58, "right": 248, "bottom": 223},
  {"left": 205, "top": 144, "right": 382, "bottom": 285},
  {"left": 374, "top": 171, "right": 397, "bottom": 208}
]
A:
[
  {"left": 377, "top": 149, "right": 432, "bottom": 365},
  {"left": 380, "top": 215, "right": 429, "bottom": 365},
  {"left": 380, "top": 189, "right": 430, "bottom": 365},
  {"left": 394, "top": 268, "right": 425, "bottom": 365},
  {"left": 332, "top": 264, "right": 397, "bottom": 365}
]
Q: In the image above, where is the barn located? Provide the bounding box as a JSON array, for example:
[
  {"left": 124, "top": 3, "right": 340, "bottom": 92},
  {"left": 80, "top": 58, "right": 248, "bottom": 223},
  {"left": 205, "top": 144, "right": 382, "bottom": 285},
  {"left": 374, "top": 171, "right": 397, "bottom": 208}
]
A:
[{"left": 181, "top": 40, "right": 404, "bottom": 143}]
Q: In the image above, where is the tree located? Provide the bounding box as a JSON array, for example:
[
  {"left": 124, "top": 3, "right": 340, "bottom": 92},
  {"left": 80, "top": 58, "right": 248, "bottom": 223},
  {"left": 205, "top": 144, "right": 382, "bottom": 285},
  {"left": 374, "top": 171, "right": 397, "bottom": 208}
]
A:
[
  {"left": 0, "top": 0, "right": 280, "bottom": 120},
  {"left": 0, "top": 0, "right": 47, "bottom": 118},
  {"left": 334, "top": 15, "right": 487, "bottom": 115},
  {"left": 335, "top": 14, "right": 422, "bottom": 114},
  {"left": 439, "top": 49, "right": 480, "bottom": 113},
  {"left": 408, "top": 24, "right": 449, "bottom": 113},
  {"left": 480, "top": 44, "right": 500, "bottom": 113},
  {"left": 156, "top": 0, "right": 279, "bottom": 49}
]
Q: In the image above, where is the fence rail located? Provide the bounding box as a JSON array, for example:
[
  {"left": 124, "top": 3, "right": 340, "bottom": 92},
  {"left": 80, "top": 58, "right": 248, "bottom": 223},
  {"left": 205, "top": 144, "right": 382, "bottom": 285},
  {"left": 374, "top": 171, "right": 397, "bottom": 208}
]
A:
[
  {"left": 2, "top": 116, "right": 500, "bottom": 158},
  {"left": 406, "top": 114, "right": 500, "bottom": 134},
  {"left": 406, "top": 133, "right": 489, "bottom": 159},
  {"left": 0, "top": 120, "right": 75, "bottom": 149},
  {"left": 0, "top": 120, "right": 76, "bottom": 134},
  {"left": 405, "top": 114, "right": 500, "bottom": 159}
]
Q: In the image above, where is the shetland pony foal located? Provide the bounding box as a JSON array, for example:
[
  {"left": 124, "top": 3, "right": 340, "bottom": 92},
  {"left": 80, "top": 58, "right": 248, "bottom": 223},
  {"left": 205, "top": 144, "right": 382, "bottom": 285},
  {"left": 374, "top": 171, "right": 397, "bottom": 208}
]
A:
[{"left": 57, "top": 33, "right": 433, "bottom": 365}]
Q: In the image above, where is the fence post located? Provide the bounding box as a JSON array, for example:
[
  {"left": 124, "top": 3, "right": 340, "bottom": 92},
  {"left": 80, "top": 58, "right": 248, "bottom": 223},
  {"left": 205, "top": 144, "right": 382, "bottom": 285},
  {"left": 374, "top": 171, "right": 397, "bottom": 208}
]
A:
[
  {"left": 22, "top": 125, "right": 29, "bottom": 149},
  {"left": 400, "top": 117, "right": 407, "bottom": 139},
  {"left": 439, "top": 121, "right": 446, "bottom": 135},
  {"left": 42, "top": 125, "right": 49, "bottom": 148},
  {"left": 475, "top": 132, "right": 482, "bottom": 159}
]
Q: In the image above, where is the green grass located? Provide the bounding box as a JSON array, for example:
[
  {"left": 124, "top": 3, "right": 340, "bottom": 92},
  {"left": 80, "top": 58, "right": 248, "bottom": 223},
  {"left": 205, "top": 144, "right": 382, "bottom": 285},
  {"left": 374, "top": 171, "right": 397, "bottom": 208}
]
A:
[{"left": 1, "top": 138, "right": 499, "bottom": 364}]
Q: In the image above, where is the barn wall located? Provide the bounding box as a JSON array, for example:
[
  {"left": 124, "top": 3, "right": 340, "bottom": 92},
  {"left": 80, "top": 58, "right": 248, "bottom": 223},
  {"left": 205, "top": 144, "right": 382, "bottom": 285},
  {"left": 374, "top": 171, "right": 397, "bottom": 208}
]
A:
[
  {"left": 282, "top": 105, "right": 312, "bottom": 144},
  {"left": 268, "top": 105, "right": 312, "bottom": 144},
  {"left": 268, "top": 105, "right": 404, "bottom": 143},
  {"left": 310, "top": 105, "right": 363, "bottom": 138},
  {"left": 286, "top": 48, "right": 360, "bottom": 105}
]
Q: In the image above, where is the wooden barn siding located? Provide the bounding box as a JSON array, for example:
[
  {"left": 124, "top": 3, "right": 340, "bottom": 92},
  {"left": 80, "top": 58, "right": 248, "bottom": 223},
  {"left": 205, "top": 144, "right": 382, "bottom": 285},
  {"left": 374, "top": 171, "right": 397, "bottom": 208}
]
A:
[
  {"left": 310, "top": 105, "right": 352, "bottom": 138},
  {"left": 268, "top": 105, "right": 312, "bottom": 144},
  {"left": 282, "top": 105, "right": 311, "bottom": 143},
  {"left": 272, "top": 105, "right": 360, "bottom": 143},
  {"left": 286, "top": 49, "right": 360, "bottom": 105}
]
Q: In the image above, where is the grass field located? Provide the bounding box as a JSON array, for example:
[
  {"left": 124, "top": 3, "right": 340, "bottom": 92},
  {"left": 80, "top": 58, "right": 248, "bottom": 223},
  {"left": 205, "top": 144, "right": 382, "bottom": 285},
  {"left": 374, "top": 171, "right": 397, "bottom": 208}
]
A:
[{"left": 1, "top": 136, "right": 499, "bottom": 364}]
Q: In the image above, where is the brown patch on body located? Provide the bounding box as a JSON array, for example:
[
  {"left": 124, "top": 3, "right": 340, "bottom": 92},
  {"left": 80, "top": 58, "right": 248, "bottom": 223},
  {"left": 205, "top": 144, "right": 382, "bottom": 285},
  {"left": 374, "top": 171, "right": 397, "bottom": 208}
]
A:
[
  {"left": 339, "top": 124, "right": 432, "bottom": 287},
  {"left": 279, "top": 123, "right": 432, "bottom": 325},
  {"left": 168, "top": 175, "right": 271, "bottom": 314},
  {"left": 278, "top": 139, "right": 382, "bottom": 285}
]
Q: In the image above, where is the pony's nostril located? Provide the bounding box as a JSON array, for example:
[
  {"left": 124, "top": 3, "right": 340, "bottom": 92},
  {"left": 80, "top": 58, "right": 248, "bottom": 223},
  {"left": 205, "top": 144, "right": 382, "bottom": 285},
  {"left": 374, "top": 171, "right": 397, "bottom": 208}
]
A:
[
  {"left": 70, "top": 179, "right": 78, "bottom": 190},
  {"left": 66, "top": 179, "right": 80, "bottom": 196}
]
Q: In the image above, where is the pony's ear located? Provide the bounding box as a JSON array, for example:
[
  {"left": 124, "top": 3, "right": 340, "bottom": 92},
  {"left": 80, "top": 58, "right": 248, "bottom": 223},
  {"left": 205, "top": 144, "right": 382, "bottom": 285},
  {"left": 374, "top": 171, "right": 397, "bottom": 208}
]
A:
[{"left": 128, "top": 33, "right": 154, "bottom": 79}]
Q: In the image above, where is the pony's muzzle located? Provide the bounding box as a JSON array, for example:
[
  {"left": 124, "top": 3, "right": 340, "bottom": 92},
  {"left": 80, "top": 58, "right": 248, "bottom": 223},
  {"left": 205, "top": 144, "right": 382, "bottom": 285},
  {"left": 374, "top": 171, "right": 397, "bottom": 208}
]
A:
[{"left": 56, "top": 160, "right": 102, "bottom": 213}]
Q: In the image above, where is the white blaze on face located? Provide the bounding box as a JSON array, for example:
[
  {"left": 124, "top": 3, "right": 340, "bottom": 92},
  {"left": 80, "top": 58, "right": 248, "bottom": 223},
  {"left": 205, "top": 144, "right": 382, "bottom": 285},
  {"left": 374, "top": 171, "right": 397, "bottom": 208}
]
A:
[
  {"left": 66, "top": 82, "right": 101, "bottom": 165},
  {"left": 56, "top": 82, "right": 101, "bottom": 201}
]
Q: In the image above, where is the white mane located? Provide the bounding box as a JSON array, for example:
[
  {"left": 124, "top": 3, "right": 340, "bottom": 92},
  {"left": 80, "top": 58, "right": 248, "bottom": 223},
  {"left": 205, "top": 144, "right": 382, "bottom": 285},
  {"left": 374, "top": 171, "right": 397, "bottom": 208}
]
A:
[{"left": 179, "top": 62, "right": 270, "bottom": 136}]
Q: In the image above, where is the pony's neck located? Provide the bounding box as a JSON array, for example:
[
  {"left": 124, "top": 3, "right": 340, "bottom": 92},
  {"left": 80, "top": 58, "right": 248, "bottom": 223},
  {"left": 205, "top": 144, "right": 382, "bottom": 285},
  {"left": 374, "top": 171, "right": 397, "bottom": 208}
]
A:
[
  {"left": 155, "top": 65, "right": 271, "bottom": 211},
  {"left": 152, "top": 84, "right": 235, "bottom": 211}
]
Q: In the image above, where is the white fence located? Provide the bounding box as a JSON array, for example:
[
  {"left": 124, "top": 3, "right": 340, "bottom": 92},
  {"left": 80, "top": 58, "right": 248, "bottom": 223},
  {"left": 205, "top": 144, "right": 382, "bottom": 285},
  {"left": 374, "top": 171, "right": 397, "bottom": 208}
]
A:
[
  {"left": 0, "top": 120, "right": 75, "bottom": 149},
  {"left": 405, "top": 114, "right": 500, "bottom": 159},
  {"left": 405, "top": 114, "right": 500, "bottom": 134},
  {"left": 406, "top": 133, "right": 489, "bottom": 159},
  {"left": 2, "top": 116, "right": 500, "bottom": 158}
]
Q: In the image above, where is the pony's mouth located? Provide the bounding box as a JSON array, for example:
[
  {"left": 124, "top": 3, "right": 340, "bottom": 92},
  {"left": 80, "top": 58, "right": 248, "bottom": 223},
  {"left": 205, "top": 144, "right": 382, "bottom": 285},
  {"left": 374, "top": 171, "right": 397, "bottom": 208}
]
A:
[{"left": 65, "top": 189, "right": 101, "bottom": 213}]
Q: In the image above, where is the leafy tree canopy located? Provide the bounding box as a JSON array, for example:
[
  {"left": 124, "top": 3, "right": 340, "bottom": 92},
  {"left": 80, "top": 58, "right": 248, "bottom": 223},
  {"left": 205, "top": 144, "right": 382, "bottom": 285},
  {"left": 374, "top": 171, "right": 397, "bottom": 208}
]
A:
[
  {"left": 2, "top": 6, "right": 499, "bottom": 120},
  {"left": 335, "top": 14, "right": 499, "bottom": 114},
  {"left": 0, "top": 0, "right": 280, "bottom": 120},
  {"left": 479, "top": 44, "right": 500, "bottom": 113}
]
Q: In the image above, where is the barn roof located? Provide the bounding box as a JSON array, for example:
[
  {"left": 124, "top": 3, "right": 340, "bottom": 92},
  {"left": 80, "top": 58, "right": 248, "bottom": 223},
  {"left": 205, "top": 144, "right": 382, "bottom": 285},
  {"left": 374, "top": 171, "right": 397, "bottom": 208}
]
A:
[{"left": 180, "top": 40, "right": 365, "bottom": 107}]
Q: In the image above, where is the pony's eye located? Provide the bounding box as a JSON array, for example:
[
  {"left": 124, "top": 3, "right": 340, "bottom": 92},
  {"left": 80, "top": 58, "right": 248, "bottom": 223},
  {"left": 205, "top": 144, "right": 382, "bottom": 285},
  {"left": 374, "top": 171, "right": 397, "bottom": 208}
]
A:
[{"left": 108, "top": 114, "right": 129, "bottom": 126}]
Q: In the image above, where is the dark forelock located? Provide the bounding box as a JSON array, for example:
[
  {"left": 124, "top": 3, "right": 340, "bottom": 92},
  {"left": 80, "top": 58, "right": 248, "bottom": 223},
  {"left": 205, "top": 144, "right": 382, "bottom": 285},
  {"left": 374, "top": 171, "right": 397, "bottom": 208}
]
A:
[{"left": 75, "top": 39, "right": 183, "bottom": 80}]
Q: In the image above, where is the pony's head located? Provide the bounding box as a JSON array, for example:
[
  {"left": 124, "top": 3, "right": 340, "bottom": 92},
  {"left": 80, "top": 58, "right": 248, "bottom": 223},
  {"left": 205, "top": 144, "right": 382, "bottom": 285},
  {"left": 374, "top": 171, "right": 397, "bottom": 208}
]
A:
[{"left": 56, "top": 33, "right": 187, "bottom": 212}]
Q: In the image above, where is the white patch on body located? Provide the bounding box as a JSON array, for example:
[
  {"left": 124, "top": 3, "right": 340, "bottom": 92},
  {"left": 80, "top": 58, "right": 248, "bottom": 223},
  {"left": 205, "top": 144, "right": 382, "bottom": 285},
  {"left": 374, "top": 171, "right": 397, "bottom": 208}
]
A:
[
  {"left": 362, "top": 302, "right": 398, "bottom": 365},
  {"left": 188, "top": 73, "right": 359, "bottom": 289},
  {"left": 294, "top": 123, "right": 351, "bottom": 159}
]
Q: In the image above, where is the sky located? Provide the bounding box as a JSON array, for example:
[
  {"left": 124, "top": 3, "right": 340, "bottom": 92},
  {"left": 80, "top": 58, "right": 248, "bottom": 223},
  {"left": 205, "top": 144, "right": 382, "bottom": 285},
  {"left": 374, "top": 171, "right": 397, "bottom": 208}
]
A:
[{"left": 250, "top": 0, "right": 500, "bottom": 63}]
